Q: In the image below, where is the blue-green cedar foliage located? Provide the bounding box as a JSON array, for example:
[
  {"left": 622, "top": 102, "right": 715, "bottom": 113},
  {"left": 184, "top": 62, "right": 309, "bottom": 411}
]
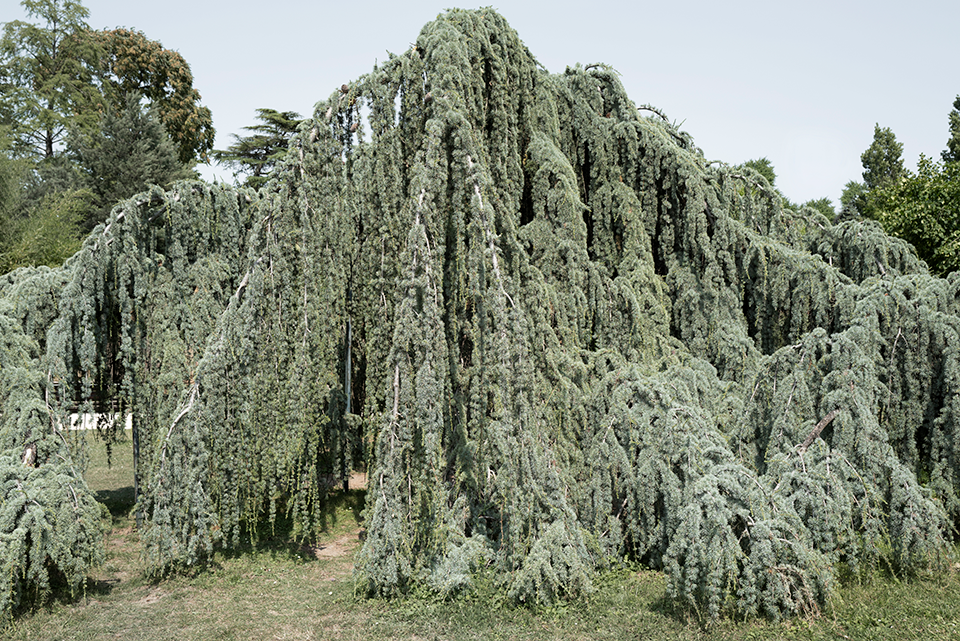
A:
[
  {"left": 0, "top": 268, "right": 105, "bottom": 623},
  {"left": 5, "top": 7, "right": 960, "bottom": 621}
]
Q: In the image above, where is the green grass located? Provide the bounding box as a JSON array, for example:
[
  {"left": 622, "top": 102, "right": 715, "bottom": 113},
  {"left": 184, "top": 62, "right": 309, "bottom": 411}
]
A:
[{"left": 4, "top": 432, "right": 960, "bottom": 640}]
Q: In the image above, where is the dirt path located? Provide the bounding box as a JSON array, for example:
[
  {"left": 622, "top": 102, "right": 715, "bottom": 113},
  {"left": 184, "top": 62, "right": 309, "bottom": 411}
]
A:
[{"left": 309, "top": 471, "right": 366, "bottom": 573}]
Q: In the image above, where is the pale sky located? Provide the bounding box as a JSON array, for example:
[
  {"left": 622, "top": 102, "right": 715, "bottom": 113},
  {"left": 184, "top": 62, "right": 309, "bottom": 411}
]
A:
[{"left": 7, "top": 0, "right": 959, "bottom": 206}]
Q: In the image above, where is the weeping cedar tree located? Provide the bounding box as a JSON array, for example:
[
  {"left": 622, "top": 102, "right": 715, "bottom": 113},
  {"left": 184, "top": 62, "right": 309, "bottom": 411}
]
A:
[
  {"left": 4, "top": 8, "right": 960, "bottom": 622},
  {"left": 0, "top": 265, "right": 104, "bottom": 623}
]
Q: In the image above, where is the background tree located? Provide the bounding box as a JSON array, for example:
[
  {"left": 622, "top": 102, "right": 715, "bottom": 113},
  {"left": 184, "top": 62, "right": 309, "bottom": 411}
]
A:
[
  {"left": 740, "top": 157, "right": 776, "bottom": 185},
  {"left": 861, "top": 123, "right": 904, "bottom": 191},
  {"left": 0, "top": 188, "right": 86, "bottom": 272},
  {"left": 839, "top": 179, "right": 868, "bottom": 218},
  {"left": 0, "top": 136, "right": 86, "bottom": 271},
  {"left": 944, "top": 95, "right": 960, "bottom": 164},
  {"left": 0, "top": 1, "right": 212, "bottom": 269},
  {"left": 839, "top": 109, "right": 960, "bottom": 275},
  {"left": 0, "top": 144, "right": 23, "bottom": 252},
  {"left": 840, "top": 124, "right": 905, "bottom": 219},
  {"left": 802, "top": 196, "right": 835, "bottom": 219},
  {"left": 93, "top": 28, "right": 215, "bottom": 164},
  {"left": 0, "top": 0, "right": 103, "bottom": 160},
  {"left": 213, "top": 108, "right": 302, "bottom": 189},
  {"left": 1, "top": 3, "right": 214, "bottom": 166},
  {"left": 874, "top": 155, "right": 960, "bottom": 275},
  {"left": 68, "top": 92, "right": 191, "bottom": 230},
  {"left": 739, "top": 157, "right": 835, "bottom": 218}
]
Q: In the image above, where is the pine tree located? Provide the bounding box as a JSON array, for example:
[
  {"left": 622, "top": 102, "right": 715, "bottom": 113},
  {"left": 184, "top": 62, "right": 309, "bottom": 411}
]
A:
[{"left": 862, "top": 124, "right": 905, "bottom": 191}]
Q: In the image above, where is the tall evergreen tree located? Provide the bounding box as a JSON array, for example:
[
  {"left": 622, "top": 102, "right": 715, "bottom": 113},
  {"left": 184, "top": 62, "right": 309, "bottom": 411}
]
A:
[
  {"left": 840, "top": 124, "right": 905, "bottom": 220},
  {"left": 213, "top": 108, "right": 303, "bottom": 189},
  {"left": 944, "top": 95, "right": 960, "bottom": 164},
  {"left": 68, "top": 92, "right": 191, "bottom": 230},
  {"left": 0, "top": 0, "right": 103, "bottom": 159},
  {"left": 861, "top": 123, "right": 905, "bottom": 191}
]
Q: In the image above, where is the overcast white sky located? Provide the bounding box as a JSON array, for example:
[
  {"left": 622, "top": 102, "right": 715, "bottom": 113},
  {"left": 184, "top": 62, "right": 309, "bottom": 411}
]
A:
[{"left": 7, "top": 0, "right": 959, "bottom": 205}]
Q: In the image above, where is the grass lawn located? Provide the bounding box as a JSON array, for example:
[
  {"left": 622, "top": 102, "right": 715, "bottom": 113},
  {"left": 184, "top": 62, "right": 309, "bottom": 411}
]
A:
[{"left": 4, "top": 431, "right": 960, "bottom": 640}]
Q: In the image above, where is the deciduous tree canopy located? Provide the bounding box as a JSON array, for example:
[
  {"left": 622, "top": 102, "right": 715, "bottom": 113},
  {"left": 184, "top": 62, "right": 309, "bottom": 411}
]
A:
[
  {"left": 874, "top": 155, "right": 960, "bottom": 276},
  {"left": 3, "top": 8, "right": 960, "bottom": 623},
  {"left": 92, "top": 28, "right": 215, "bottom": 164}
]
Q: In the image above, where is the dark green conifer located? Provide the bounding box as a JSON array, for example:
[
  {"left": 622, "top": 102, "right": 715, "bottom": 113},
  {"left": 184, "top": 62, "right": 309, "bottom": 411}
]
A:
[
  {"left": 68, "top": 92, "right": 192, "bottom": 231},
  {"left": 213, "top": 108, "right": 303, "bottom": 189}
]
